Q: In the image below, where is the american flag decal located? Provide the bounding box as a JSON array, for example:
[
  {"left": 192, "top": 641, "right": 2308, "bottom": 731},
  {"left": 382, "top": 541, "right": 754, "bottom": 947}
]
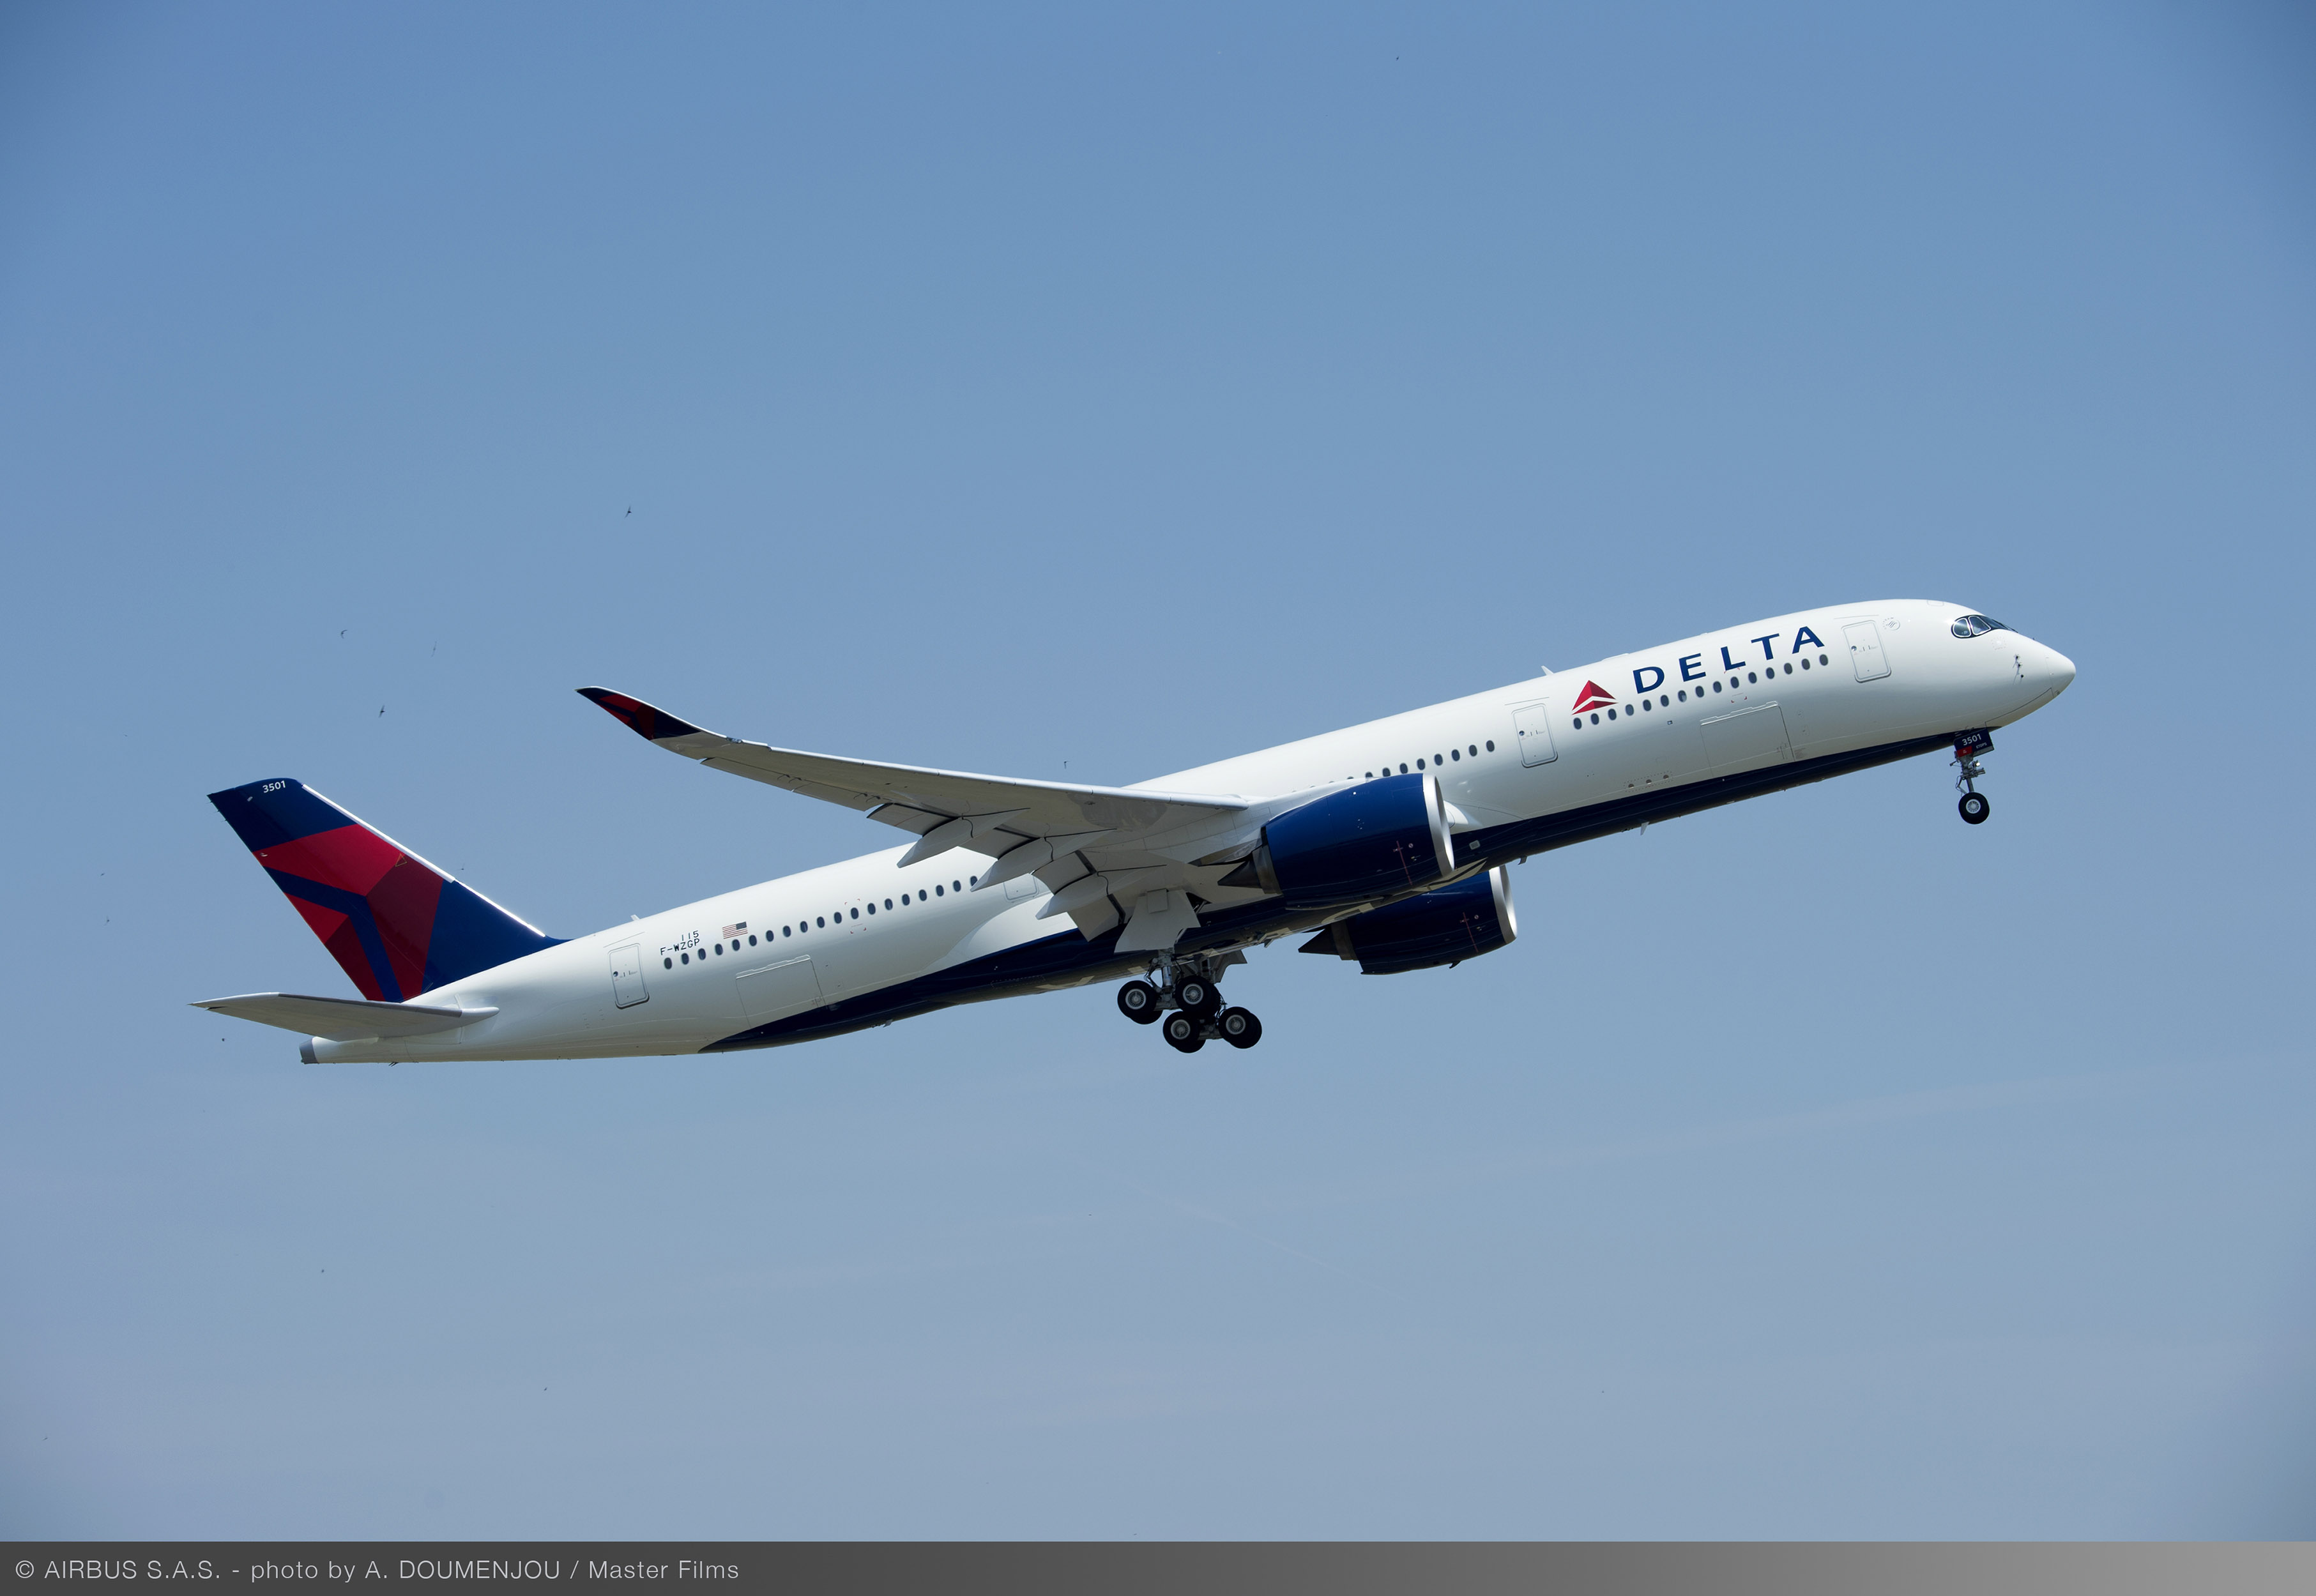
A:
[{"left": 722, "top": 922, "right": 747, "bottom": 938}]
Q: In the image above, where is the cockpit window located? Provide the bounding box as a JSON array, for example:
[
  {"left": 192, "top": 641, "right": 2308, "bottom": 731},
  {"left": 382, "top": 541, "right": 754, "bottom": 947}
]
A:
[{"left": 1951, "top": 613, "right": 2007, "bottom": 638}]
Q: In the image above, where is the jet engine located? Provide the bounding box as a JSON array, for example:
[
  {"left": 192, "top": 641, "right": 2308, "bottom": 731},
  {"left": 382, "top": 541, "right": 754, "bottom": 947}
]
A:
[
  {"left": 1298, "top": 866, "right": 1516, "bottom": 975},
  {"left": 1219, "top": 772, "right": 1456, "bottom": 909}
]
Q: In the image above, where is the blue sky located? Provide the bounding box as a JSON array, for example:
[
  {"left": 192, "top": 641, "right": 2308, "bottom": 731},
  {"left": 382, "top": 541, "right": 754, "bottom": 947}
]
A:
[{"left": 3, "top": 1, "right": 2313, "bottom": 1537}]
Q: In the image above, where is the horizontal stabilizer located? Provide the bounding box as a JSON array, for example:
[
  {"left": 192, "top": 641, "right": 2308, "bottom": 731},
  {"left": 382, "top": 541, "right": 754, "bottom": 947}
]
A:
[{"left": 193, "top": 992, "right": 495, "bottom": 1040}]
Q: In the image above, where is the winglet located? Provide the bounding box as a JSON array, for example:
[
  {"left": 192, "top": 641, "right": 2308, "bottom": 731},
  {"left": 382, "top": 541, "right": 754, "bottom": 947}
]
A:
[{"left": 577, "top": 687, "right": 709, "bottom": 744}]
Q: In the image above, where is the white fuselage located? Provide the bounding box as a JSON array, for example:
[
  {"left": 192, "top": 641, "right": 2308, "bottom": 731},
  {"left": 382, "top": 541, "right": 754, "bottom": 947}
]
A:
[{"left": 312, "top": 600, "right": 2073, "bottom": 1061}]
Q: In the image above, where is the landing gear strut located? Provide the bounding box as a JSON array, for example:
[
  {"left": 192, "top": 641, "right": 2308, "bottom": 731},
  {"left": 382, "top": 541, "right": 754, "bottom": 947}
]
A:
[
  {"left": 1120, "top": 953, "right": 1261, "bottom": 1053},
  {"left": 1953, "top": 730, "right": 1993, "bottom": 826}
]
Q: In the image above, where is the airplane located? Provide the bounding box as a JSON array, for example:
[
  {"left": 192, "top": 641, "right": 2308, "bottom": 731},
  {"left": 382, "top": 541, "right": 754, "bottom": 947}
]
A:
[{"left": 194, "top": 600, "right": 2074, "bottom": 1063}]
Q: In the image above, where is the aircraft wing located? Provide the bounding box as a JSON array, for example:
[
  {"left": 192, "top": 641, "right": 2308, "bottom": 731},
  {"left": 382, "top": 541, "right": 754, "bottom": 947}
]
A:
[{"left": 577, "top": 688, "right": 1251, "bottom": 876}]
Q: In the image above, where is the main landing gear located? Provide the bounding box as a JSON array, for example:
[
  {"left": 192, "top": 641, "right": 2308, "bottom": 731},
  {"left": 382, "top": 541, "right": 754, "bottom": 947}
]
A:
[{"left": 1117, "top": 957, "right": 1261, "bottom": 1054}]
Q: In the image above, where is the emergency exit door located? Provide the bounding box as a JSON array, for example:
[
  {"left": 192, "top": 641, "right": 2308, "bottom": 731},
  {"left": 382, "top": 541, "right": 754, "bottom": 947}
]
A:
[{"left": 608, "top": 941, "right": 649, "bottom": 1008}]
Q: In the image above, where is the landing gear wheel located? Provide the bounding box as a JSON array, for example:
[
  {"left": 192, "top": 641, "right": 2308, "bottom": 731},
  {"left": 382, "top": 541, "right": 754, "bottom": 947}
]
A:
[
  {"left": 1162, "top": 1012, "right": 1205, "bottom": 1053},
  {"left": 1959, "top": 791, "right": 1990, "bottom": 825},
  {"left": 1174, "top": 976, "right": 1221, "bottom": 1020},
  {"left": 1116, "top": 980, "right": 1161, "bottom": 1024},
  {"left": 1218, "top": 1007, "right": 1262, "bottom": 1050}
]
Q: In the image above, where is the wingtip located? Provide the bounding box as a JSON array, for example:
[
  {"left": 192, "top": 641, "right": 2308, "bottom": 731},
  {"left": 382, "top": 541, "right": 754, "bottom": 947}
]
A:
[{"left": 577, "top": 687, "right": 708, "bottom": 742}]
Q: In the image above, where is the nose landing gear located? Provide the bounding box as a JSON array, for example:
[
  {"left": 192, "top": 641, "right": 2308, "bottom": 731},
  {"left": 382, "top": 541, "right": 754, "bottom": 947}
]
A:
[
  {"left": 1953, "top": 729, "right": 1993, "bottom": 825},
  {"left": 1122, "top": 955, "right": 1261, "bottom": 1053}
]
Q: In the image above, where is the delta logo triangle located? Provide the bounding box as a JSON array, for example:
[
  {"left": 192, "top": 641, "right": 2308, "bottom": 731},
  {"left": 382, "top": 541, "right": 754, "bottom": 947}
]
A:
[{"left": 1571, "top": 680, "right": 1617, "bottom": 713}]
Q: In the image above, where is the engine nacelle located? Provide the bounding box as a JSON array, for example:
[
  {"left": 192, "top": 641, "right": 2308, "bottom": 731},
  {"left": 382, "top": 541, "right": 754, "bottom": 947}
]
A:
[
  {"left": 1299, "top": 866, "right": 1516, "bottom": 975},
  {"left": 1221, "top": 772, "right": 1455, "bottom": 909}
]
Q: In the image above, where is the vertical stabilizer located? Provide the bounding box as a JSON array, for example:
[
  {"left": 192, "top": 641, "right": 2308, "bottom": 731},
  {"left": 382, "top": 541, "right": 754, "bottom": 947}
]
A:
[{"left": 208, "top": 779, "right": 560, "bottom": 1000}]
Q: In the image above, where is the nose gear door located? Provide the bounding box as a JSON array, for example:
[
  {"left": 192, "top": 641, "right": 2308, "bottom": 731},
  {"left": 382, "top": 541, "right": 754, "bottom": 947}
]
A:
[{"left": 608, "top": 941, "right": 649, "bottom": 1008}]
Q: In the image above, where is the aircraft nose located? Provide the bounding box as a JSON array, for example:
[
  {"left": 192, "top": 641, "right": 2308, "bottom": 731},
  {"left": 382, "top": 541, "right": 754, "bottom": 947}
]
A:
[{"left": 2040, "top": 643, "right": 2076, "bottom": 695}]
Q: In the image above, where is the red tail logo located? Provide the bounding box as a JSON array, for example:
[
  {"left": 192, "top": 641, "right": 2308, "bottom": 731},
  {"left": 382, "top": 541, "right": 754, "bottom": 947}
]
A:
[{"left": 1571, "top": 680, "right": 1617, "bottom": 713}]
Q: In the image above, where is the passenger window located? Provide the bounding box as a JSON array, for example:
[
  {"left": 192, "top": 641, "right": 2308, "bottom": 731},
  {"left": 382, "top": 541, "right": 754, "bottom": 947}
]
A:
[
  {"left": 1819, "top": 653, "right": 1830, "bottom": 665},
  {"left": 663, "top": 957, "right": 673, "bottom": 969},
  {"left": 1417, "top": 758, "right": 1425, "bottom": 770},
  {"left": 1399, "top": 764, "right": 1408, "bottom": 774},
  {"left": 1801, "top": 658, "right": 1810, "bottom": 670},
  {"left": 1450, "top": 749, "right": 1459, "bottom": 761},
  {"left": 1589, "top": 712, "right": 1600, "bottom": 724},
  {"left": 849, "top": 908, "right": 858, "bottom": 920},
  {"left": 936, "top": 885, "right": 944, "bottom": 896},
  {"left": 1712, "top": 681, "right": 1722, "bottom": 692},
  {"left": 884, "top": 898, "right": 893, "bottom": 910},
  {"left": 866, "top": 902, "right": 874, "bottom": 915},
  {"left": 816, "top": 916, "right": 825, "bottom": 928},
  {"left": 1485, "top": 740, "right": 1494, "bottom": 752}
]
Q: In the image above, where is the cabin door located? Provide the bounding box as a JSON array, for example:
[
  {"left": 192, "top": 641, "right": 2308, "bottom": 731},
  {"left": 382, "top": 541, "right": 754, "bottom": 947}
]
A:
[
  {"left": 608, "top": 941, "right": 649, "bottom": 1008},
  {"left": 1844, "top": 619, "right": 1891, "bottom": 681},
  {"left": 1511, "top": 701, "right": 1558, "bottom": 766}
]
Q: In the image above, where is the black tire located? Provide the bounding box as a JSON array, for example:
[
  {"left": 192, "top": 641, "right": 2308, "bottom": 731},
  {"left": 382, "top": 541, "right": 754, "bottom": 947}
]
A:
[
  {"left": 1959, "top": 791, "right": 1990, "bottom": 825},
  {"left": 1116, "top": 980, "right": 1161, "bottom": 1024},
  {"left": 1162, "top": 1012, "right": 1205, "bottom": 1053},
  {"left": 1175, "top": 976, "right": 1220, "bottom": 1019},
  {"left": 1219, "top": 1007, "right": 1262, "bottom": 1050}
]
